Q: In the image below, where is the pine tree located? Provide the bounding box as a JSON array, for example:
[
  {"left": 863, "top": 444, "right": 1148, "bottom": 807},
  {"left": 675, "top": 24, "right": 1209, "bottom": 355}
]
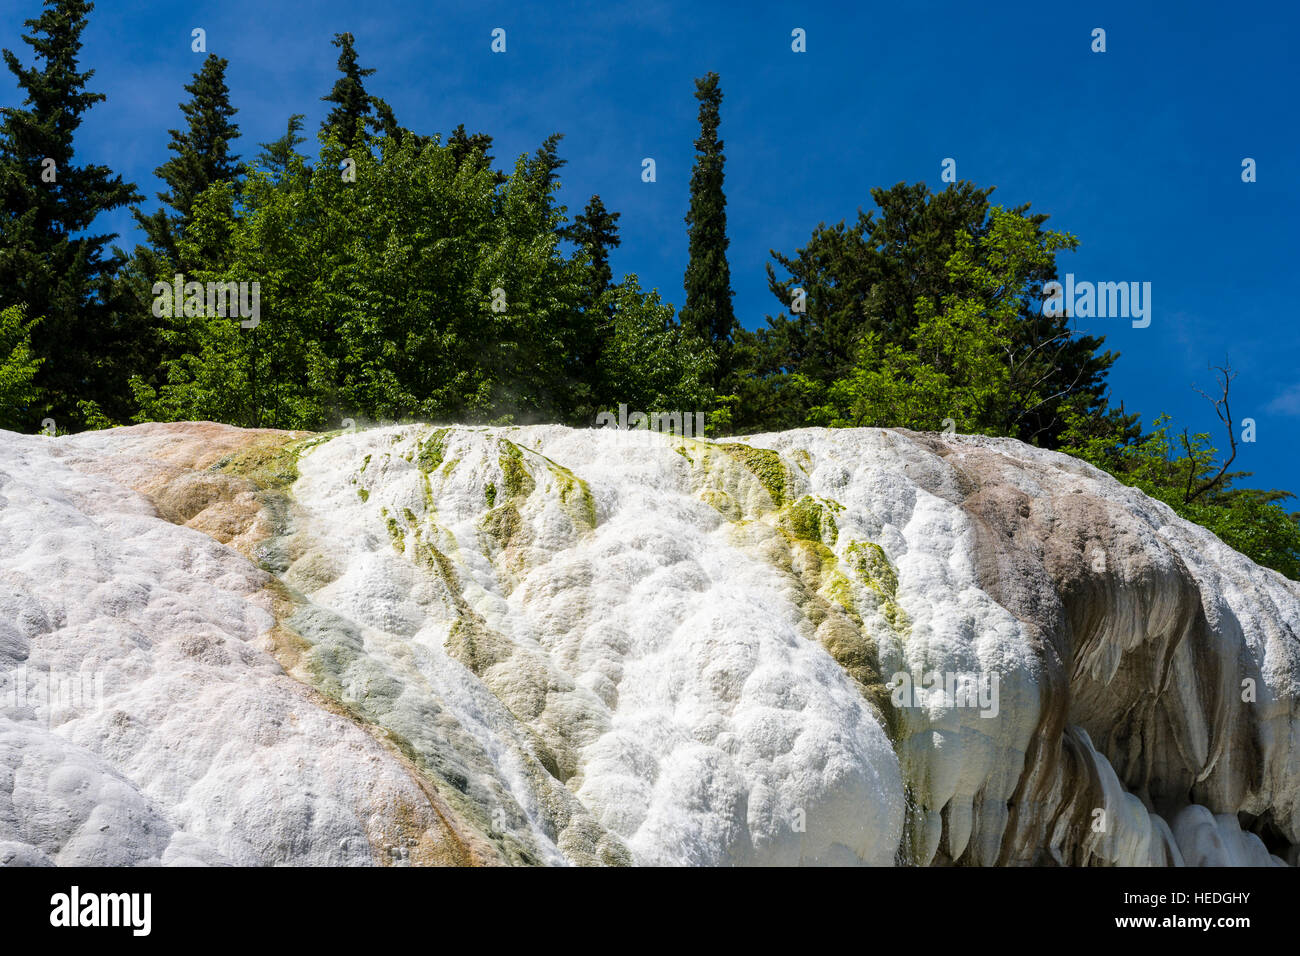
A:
[
  {"left": 566, "top": 194, "right": 621, "bottom": 304},
  {"left": 447, "top": 123, "right": 504, "bottom": 183},
  {"left": 680, "top": 71, "right": 736, "bottom": 389},
  {"left": 0, "top": 0, "right": 141, "bottom": 426},
  {"left": 256, "top": 113, "right": 306, "bottom": 183},
  {"left": 528, "top": 132, "right": 567, "bottom": 194},
  {"left": 133, "top": 53, "right": 241, "bottom": 269},
  {"left": 738, "top": 181, "right": 1116, "bottom": 441},
  {"left": 560, "top": 194, "right": 622, "bottom": 416},
  {"left": 370, "top": 96, "right": 413, "bottom": 144},
  {"left": 320, "top": 32, "right": 375, "bottom": 150}
]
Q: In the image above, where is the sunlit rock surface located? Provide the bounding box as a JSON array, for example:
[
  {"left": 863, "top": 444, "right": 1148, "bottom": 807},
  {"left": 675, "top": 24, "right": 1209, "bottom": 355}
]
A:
[{"left": 1, "top": 422, "right": 1295, "bottom": 866}]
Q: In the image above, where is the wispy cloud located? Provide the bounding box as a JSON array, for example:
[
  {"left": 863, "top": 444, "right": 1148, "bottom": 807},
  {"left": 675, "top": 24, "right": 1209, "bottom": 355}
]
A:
[{"left": 1266, "top": 385, "right": 1300, "bottom": 417}]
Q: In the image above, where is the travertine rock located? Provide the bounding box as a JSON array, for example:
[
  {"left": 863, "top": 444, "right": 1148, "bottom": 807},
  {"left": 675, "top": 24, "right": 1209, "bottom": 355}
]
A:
[{"left": 1, "top": 422, "right": 1295, "bottom": 865}]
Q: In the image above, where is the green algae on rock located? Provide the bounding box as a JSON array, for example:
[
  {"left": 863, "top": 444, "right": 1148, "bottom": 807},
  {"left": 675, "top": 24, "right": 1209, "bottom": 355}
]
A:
[{"left": 716, "top": 442, "right": 790, "bottom": 506}]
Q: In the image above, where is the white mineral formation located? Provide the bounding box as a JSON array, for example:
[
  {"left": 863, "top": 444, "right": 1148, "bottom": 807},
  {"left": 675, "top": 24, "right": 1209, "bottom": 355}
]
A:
[{"left": 1, "top": 422, "right": 1295, "bottom": 866}]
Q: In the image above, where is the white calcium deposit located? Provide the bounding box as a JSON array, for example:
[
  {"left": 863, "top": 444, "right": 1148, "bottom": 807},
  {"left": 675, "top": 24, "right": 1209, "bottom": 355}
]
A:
[{"left": 1, "top": 422, "right": 1296, "bottom": 866}]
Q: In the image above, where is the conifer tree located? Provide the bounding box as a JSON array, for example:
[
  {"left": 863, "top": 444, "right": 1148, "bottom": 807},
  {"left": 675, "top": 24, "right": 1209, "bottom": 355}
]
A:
[
  {"left": 561, "top": 193, "right": 622, "bottom": 416},
  {"left": 566, "top": 194, "right": 621, "bottom": 305},
  {"left": 447, "top": 123, "right": 504, "bottom": 183},
  {"left": 680, "top": 71, "right": 736, "bottom": 388},
  {"left": 0, "top": 0, "right": 141, "bottom": 425},
  {"left": 528, "top": 132, "right": 567, "bottom": 193},
  {"left": 133, "top": 53, "right": 241, "bottom": 269},
  {"left": 320, "top": 32, "right": 375, "bottom": 149},
  {"left": 256, "top": 113, "right": 306, "bottom": 182},
  {"left": 370, "top": 97, "right": 403, "bottom": 143}
]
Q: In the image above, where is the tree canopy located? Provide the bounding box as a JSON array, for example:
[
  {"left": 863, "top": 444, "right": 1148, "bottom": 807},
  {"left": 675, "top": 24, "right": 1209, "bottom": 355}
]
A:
[{"left": 0, "top": 4, "right": 1294, "bottom": 579}]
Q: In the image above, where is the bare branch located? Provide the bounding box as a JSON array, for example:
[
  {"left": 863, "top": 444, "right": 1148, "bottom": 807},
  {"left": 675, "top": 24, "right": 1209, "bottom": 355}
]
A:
[{"left": 1185, "top": 361, "right": 1238, "bottom": 504}]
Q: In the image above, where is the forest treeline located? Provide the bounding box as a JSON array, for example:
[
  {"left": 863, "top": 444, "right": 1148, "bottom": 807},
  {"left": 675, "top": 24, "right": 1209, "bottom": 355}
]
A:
[{"left": 2, "top": 1, "right": 1298, "bottom": 578}]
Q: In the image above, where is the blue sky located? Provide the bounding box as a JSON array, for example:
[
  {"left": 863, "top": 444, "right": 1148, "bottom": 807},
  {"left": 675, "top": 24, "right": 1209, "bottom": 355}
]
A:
[{"left": 3, "top": 0, "right": 1297, "bottom": 494}]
